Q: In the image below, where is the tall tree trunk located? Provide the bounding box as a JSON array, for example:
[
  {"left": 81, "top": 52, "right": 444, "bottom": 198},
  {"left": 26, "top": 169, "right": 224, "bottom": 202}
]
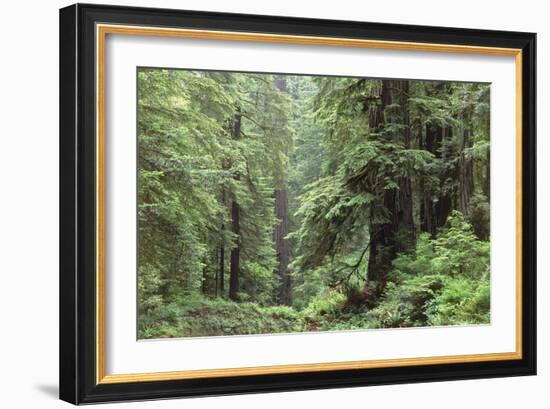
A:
[
  {"left": 229, "top": 199, "right": 240, "bottom": 300},
  {"left": 214, "top": 246, "right": 219, "bottom": 297},
  {"left": 484, "top": 148, "right": 491, "bottom": 201},
  {"left": 396, "top": 80, "right": 416, "bottom": 252},
  {"left": 366, "top": 80, "right": 415, "bottom": 298},
  {"left": 201, "top": 264, "right": 208, "bottom": 294},
  {"left": 458, "top": 128, "right": 474, "bottom": 216},
  {"left": 420, "top": 123, "right": 453, "bottom": 235},
  {"left": 273, "top": 76, "right": 291, "bottom": 305},
  {"left": 219, "top": 188, "right": 226, "bottom": 296},
  {"left": 229, "top": 111, "right": 242, "bottom": 301},
  {"left": 420, "top": 123, "right": 440, "bottom": 236},
  {"left": 219, "top": 244, "right": 225, "bottom": 296},
  {"left": 419, "top": 84, "right": 461, "bottom": 236},
  {"left": 435, "top": 126, "right": 453, "bottom": 228},
  {"left": 273, "top": 188, "right": 290, "bottom": 304}
]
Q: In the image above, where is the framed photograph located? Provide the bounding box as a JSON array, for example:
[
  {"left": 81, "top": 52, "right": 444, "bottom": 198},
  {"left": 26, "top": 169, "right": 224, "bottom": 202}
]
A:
[{"left": 59, "top": 3, "right": 536, "bottom": 404}]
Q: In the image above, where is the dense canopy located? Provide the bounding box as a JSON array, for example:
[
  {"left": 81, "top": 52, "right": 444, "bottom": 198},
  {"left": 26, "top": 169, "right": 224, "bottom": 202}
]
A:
[{"left": 137, "top": 68, "right": 491, "bottom": 338}]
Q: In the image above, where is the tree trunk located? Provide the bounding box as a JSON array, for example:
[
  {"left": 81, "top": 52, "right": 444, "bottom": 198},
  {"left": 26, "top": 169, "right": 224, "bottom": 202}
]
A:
[
  {"left": 201, "top": 262, "right": 208, "bottom": 295},
  {"left": 458, "top": 129, "right": 474, "bottom": 216},
  {"left": 435, "top": 127, "right": 454, "bottom": 228},
  {"left": 219, "top": 245, "right": 225, "bottom": 295},
  {"left": 214, "top": 246, "right": 219, "bottom": 297},
  {"left": 420, "top": 123, "right": 440, "bottom": 236},
  {"left": 366, "top": 80, "right": 415, "bottom": 298},
  {"left": 219, "top": 188, "right": 226, "bottom": 295},
  {"left": 484, "top": 148, "right": 490, "bottom": 201},
  {"left": 229, "top": 198, "right": 240, "bottom": 300},
  {"left": 420, "top": 123, "right": 454, "bottom": 235},
  {"left": 229, "top": 111, "right": 242, "bottom": 301},
  {"left": 272, "top": 76, "right": 291, "bottom": 305},
  {"left": 273, "top": 188, "right": 291, "bottom": 304},
  {"left": 396, "top": 80, "right": 416, "bottom": 252}
]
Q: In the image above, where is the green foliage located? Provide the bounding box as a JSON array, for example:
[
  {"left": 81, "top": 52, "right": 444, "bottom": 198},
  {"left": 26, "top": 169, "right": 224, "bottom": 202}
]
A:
[
  {"left": 369, "top": 212, "right": 490, "bottom": 328},
  {"left": 302, "top": 291, "right": 347, "bottom": 320},
  {"left": 370, "top": 275, "right": 445, "bottom": 327},
  {"left": 139, "top": 294, "right": 302, "bottom": 338},
  {"left": 137, "top": 70, "right": 491, "bottom": 339},
  {"left": 432, "top": 211, "right": 490, "bottom": 279},
  {"left": 298, "top": 289, "right": 373, "bottom": 332},
  {"left": 426, "top": 278, "right": 490, "bottom": 326},
  {"left": 239, "top": 261, "right": 278, "bottom": 305},
  {"left": 138, "top": 265, "right": 164, "bottom": 314},
  {"left": 468, "top": 193, "right": 490, "bottom": 240},
  {"left": 137, "top": 68, "right": 292, "bottom": 309}
]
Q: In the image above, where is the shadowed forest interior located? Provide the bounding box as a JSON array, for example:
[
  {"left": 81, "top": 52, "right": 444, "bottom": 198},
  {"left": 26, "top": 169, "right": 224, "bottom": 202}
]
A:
[{"left": 137, "top": 68, "right": 491, "bottom": 339}]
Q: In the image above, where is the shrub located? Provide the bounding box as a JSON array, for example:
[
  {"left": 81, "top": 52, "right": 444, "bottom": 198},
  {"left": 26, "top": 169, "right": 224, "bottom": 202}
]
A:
[
  {"left": 468, "top": 193, "right": 490, "bottom": 240},
  {"left": 138, "top": 265, "right": 164, "bottom": 314},
  {"left": 302, "top": 290, "right": 347, "bottom": 318},
  {"left": 426, "top": 278, "right": 490, "bottom": 326},
  {"left": 138, "top": 295, "right": 303, "bottom": 338},
  {"left": 432, "top": 211, "right": 490, "bottom": 280},
  {"left": 369, "top": 275, "right": 445, "bottom": 327},
  {"left": 371, "top": 211, "right": 491, "bottom": 328}
]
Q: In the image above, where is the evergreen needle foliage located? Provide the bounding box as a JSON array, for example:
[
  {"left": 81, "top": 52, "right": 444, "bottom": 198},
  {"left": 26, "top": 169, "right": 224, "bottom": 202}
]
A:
[{"left": 137, "top": 69, "right": 491, "bottom": 338}]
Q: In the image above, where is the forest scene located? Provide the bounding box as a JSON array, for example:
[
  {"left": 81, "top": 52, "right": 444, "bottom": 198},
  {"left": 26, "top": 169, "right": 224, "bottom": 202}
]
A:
[{"left": 137, "top": 67, "right": 491, "bottom": 339}]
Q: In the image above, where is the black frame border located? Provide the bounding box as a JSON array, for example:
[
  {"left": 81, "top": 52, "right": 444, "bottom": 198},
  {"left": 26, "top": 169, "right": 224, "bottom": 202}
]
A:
[{"left": 60, "top": 3, "right": 536, "bottom": 404}]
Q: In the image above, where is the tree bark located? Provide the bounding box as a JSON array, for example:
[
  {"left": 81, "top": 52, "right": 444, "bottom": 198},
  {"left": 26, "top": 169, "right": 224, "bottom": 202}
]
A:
[
  {"left": 366, "top": 80, "right": 415, "bottom": 297},
  {"left": 214, "top": 246, "right": 219, "bottom": 297},
  {"left": 273, "top": 188, "right": 291, "bottom": 304},
  {"left": 201, "top": 264, "right": 209, "bottom": 295},
  {"left": 272, "top": 76, "right": 291, "bottom": 305},
  {"left": 485, "top": 148, "right": 491, "bottom": 201},
  {"left": 229, "top": 111, "right": 242, "bottom": 301},
  {"left": 458, "top": 129, "right": 474, "bottom": 216},
  {"left": 420, "top": 123, "right": 454, "bottom": 235},
  {"left": 420, "top": 123, "right": 440, "bottom": 236},
  {"left": 396, "top": 80, "right": 416, "bottom": 252},
  {"left": 229, "top": 198, "right": 240, "bottom": 300},
  {"left": 219, "top": 188, "right": 226, "bottom": 295}
]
